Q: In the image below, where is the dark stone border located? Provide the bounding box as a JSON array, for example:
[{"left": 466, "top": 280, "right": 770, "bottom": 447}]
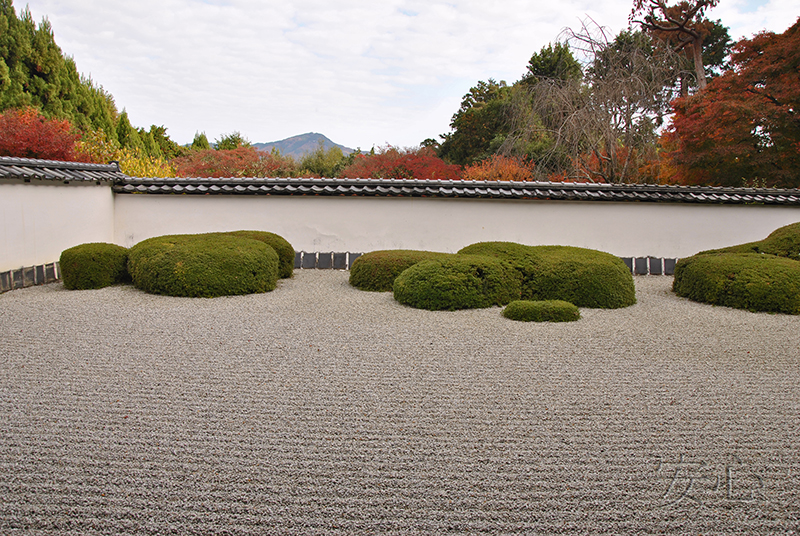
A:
[
  {"left": 620, "top": 257, "right": 677, "bottom": 276},
  {"left": 291, "top": 252, "right": 677, "bottom": 275},
  {"left": 0, "top": 262, "right": 60, "bottom": 293},
  {"left": 294, "top": 252, "right": 362, "bottom": 270}
]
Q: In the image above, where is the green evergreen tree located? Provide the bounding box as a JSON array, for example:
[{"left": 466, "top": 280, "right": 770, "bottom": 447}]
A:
[
  {"left": 437, "top": 79, "right": 511, "bottom": 166},
  {"left": 116, "top": 110, "right": 144, "bottom": 151},
  {"left": 0, "top": 0, "right": 118, "bottom": 133},
  {"left": 191, "top": 131, "right": 211, "bottom": 150},
  {"left": 0, "top": 0, "right": 34, "bottom": 111},
  {"left": 148, "top": 125, "right": 183, "bottom": 159},
  {"left": 68, "top": 68, "right": 117, "bottom": 135},
  {"left": 214, "top": 131, "right": 250, "bottom": 150},
  {"left": 140, "top": 128, "right": 162, "bottom": 158},
  {"left": 299, "top": 141, "right": 345, "bottom": 177},
  {"left": 522, "top": 42, "right": 582, "bottom": 84}
]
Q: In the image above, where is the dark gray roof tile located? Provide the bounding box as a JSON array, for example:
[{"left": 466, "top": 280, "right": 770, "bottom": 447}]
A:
[
  {"left": 0, "top": 156, "right": 126, "bottom": 182},
  {"left": 4, "top": 156, "right": 800, "bottom": 205}
]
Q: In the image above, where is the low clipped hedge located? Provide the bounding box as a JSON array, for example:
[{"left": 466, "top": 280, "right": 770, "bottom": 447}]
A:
[
  {"left": 393, "top": 254, "right": 521, "bottom": 310},
  {"left": 698, "top": 221, "right": 800, "bottom": 260},
  {"left": 60, "top": 242, "right": 130, "bottom": 290},
  {"left": 673, "top": 252, "right": 800, "bottom": 314},
  {"left": 221, "top": 230, "right": 295, "bottom": 278},
  {"left": 349, "top": 250, "right": 452, "bottom": 291},
  {"left": 128, "top": 233, "right": 279, "bottom": 298},
  {"left": 458, "top": 242, "right": 636, "bottom": 309},
  {"left": 503, "top": 300, "right": 580, "bottom": 322}
]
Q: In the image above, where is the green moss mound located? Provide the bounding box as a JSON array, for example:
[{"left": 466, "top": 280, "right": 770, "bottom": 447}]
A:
[
  {"left": 700, "top": 221, "right": 800, "bottom": 260},
  {"left": 458, "top": 242, "right": 636, "bottom": 309},
  {"left": 221, "top": 230, "right": 295, "bottom": 278},
  {"left": 503, "top": 300, "right": 580, "bottom": 322},
  {"left": 128, "top": 233, "right": 279, "bottom": 298},
  {"left": 393, "top": 255, "right": 522, "bottom": 310},
  {"left": 349, "top": 250, "right": 453, "bottom": 291},
  {"left": 672, "top": 252, "right": 800, "bottom": 314},
  {"left": 60, "top": 242, "right": 130, "bottom": 290}
]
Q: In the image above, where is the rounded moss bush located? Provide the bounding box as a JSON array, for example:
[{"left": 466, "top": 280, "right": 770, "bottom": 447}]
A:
[
  {"left": 672, "top": 252, "right": 800, "bottom": 314},
  {"left": 503, "top": 300, "right": 580, "bottom": 322},
  {"left": 393, "top": 254, "right": 521, "bottom": 310},
  {"left": 128, "top": 233, "right": 279, "bottom": 298},
  {"left": 350, "top": 250, "right": 452, "bottom": 291},
  {"left": 221, "top": 230, "right": 295, "bottom": 278},
  {"left": 60, "top": 242, "right": 130, "bottom": 290},
  {"left": 458, "top": 242, "right": 636, "bottom": 309},
  {"left": 699, "top": 221, "right": 800, "bottom": 260}
]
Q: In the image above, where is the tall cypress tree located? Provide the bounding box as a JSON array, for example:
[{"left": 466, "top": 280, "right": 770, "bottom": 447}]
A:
[
  {"left": 0, "top": 0, "right": 118, "bottom": 134},
  {"left": 116, "top": 110, "right": 144, "bottom": 151},
  {"left": 0, "top": 0, "right": 33, "bottom": 110}
]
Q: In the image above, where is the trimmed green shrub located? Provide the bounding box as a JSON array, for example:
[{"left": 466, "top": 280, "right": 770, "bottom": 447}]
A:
[
  {"left": 221, "top": 230, "right": 295, "bottom": 278},
  {"left": 128, "top": 233, "right": 279, "bottom": 298},
  {"left": 349, "top": 250, "right": 453, "bottom": 291},
  {"left": 393, "top": 254, "right": 521, "bottom": 310},
  {"left": 458, "top": 242, "right": 636, "bottom": 309},
  {"left": 503, "top": 300, "right": 580, "bottom": 322},
  {"left": 699, "top": 221, "right": 800, "bottom": 260},
  {"left": 60, "top": 243, "right": 130, "bottom": 290},
  {"left": 672, "top": 252, "right": 800, "bottom": 314}
]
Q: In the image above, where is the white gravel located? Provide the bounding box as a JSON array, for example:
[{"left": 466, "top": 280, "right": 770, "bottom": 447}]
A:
[{"left": 1, "top": 271, "right": 799, "bottom": 535}]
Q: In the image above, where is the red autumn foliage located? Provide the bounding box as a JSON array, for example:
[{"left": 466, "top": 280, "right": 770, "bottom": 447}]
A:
[
  {"left": 0, "top": 107, "right": 80, "bottom": 161},
  {"left": 637, "top": 134, "right": 682, "bottom": 185},
  {"left": 338, "top": 146, "right": 463, "bottom": 181},
  {"left": 567, "top": 145, "right": 661, "bottom": 184},
  {"left": 462, "top": 155, "right": 536, "bottom": 181},
  {"left": 172, "top": 146, "right": 296, "bottom": 177},
  {"left": 667, "top": 19, "right": 800, "bottom": 187}
]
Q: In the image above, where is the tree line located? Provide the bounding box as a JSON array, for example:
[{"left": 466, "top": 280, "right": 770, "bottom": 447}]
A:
[
  {"left": 1, "top": 0, "right": 798, "bottom": 186},
  {"left": 436, "top": 0, "right": 798, "bottom": 187}
]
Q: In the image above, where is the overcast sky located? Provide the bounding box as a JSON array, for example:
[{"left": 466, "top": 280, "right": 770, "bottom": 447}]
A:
[{"left": 20, "top": 0, "right": 799, "bottom": 149}]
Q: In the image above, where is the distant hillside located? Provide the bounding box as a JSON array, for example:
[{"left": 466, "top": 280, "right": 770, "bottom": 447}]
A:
[{"left": 253, "top": 133, "right": 354, "bottom": 159}]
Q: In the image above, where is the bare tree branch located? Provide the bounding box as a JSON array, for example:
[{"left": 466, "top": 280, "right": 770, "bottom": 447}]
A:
[{"left": 500, "top": 19, "right": 681, "bottom": 184}]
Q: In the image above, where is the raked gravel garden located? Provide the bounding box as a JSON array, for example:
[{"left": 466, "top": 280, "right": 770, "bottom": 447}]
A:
[{"left": 1, "top": 269, "right": 799, "bottom": 535}]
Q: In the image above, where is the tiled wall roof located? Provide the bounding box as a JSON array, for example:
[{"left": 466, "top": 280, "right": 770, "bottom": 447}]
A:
[
  {"left": 3, "top": 156, "right": 800, "bottom": 205},
  {"left": 0, "top": 156, "right": 126, "bottom": 183},
  {"left": 114, "top": 176, "right": 800, "bottom": 205}
]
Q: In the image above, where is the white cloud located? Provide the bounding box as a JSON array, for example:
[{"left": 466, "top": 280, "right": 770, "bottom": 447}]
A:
[
  {"left": 709, "top": 0, "right": 798, "bottom": 40},
  {"left": 20, "top": 0, "right": 797, "bottom": 149}
]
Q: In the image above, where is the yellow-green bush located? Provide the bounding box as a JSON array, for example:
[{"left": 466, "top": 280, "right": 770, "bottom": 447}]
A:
[
  {"left": 699, "top": 221, "right": 800, "bottom": 260},
  {"left": 503, "top": 300, "right": 580, "bottom": 322},
  {"left": 60, "top": 243, "right": 130, "bottom": 290},
  {"left": 349, "top": 250, "right": 452, "bottom": 291},
  {"left": 393, "top": 255, "right": 521, "bottom": 310},
  {"left": 221, "top": 230, "right": 295, "bottom": 278},
  {"left": 128, "top": 233, "right": 278, "bottom": 297},
  {"left": 674, "top": 222, "right": 800, "bottom": 314},
  {"left": 458, "top": 242, "right": 636, "bottom": 309},
  {"left": 673, "top": 252, "right": 800, "bottom": 314}
]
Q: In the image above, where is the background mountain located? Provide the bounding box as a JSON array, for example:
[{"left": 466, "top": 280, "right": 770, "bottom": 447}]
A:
[{"left": 253, "top": 133, "right": 354, "bottom": 159}]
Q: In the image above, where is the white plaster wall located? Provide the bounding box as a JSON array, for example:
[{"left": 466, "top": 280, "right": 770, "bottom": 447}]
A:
[
  {"left": 114, "top": 194, "right": 800, "bottom": 258},
  {"left": 0, "top": 183, "right": 115, "bottom": 271}
]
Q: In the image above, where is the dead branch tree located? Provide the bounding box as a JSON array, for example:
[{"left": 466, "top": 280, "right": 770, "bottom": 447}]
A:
[{"left": 501, "top": 18, "right": 680, "bottom": 184}]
